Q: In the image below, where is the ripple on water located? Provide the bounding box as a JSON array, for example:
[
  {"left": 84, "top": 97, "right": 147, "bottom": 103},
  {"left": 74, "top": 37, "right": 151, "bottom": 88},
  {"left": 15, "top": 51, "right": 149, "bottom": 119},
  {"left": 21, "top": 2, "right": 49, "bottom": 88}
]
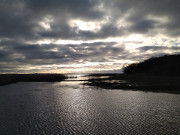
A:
[{"left": 0, "top": 81, "right": 180, "bottom": 135}]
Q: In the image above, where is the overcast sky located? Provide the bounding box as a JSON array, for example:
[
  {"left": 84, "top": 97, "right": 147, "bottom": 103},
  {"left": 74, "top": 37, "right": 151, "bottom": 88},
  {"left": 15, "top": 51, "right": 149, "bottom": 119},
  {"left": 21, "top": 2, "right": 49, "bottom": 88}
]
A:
[{"left": 0, "top": 0, "right": 180, "bottom": 73}]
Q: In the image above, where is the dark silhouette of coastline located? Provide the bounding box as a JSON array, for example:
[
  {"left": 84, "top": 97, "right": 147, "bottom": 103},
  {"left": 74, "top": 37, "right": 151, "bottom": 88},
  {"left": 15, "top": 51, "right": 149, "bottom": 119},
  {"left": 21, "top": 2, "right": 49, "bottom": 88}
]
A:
[
  {"left": 123, "top": 54, "right": 180, "bottom": 76},
  {"left": 85, "top": 54, "right": 180, "bottom": 94},
  {"left": 0, "top": 74, "right": 67, "bottom": 86},
  {"left": 85, "top": 74, "right": 180, "bottom": 94}
]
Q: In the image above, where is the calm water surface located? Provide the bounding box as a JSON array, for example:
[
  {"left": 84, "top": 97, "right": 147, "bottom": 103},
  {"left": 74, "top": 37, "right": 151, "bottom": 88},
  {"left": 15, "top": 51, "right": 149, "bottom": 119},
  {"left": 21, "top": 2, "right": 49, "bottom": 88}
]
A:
[{"left": 0, "top": 76, "right": 180, "bottom": 135}]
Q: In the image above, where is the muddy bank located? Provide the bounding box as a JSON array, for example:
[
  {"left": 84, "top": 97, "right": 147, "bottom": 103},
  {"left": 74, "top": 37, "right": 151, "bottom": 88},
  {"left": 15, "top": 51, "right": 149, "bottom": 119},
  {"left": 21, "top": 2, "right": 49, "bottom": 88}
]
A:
[
  {"left": 0, "top": 74, "right": 67, "bottom": 86},
  {"left": 85, "top": 74, "right": 180, "bottom": 94}
]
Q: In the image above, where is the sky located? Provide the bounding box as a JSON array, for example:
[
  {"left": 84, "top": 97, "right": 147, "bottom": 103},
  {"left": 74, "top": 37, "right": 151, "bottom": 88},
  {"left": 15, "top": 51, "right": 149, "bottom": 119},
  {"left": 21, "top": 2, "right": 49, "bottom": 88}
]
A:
[{"left": 0, "top": 0, "right": 180, "bottom": 74}]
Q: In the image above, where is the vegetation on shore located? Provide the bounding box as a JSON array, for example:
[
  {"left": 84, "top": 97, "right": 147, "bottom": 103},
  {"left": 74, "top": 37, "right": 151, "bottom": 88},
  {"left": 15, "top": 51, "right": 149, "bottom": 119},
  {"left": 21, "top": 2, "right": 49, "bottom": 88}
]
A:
[
  {"left": 0, "top": 74, "right": 67, "bottom": 86},
  {"left": 85, "top": 74, "right": 180, "bottom": 94},
  {"left": 85, "top": 54, "right": 180, "bottom": 94},
  {"left": 123, "top": 54, "right": 180, "bottom": 76}
]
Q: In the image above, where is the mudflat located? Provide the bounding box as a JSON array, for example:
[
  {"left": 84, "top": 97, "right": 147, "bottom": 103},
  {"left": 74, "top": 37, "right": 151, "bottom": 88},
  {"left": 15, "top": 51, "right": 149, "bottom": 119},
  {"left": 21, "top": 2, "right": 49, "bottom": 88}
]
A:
[{"left": 85, "top": 74, "right": 180, "bottom": 94}]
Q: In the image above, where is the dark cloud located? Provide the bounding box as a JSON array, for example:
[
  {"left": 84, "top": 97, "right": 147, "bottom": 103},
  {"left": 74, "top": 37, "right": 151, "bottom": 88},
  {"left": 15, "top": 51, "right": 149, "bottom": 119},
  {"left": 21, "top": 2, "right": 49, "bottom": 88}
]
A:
[
  {"left": 102, "top": 0, "right": 180, "bottom": 36},
  {"left": 27, "top": 0, "right": 103, "bottom": 20},
  {"left": 0, "top": 41, "right": 125, "bottom": 69},
  {"left": 0, "top": 0, "right": 180, "bottom": 73},
  {"left": 0, "top": 0, "right": 103, "bottom": 41},
  {"left": 1, "top": 0, "right": 180, "bottom": 40},
  {"left": 129, "top": 20, "right": 157, "bottom": 33},
  {"left": 138, "top": 46, "right": 180, "bottom": 52},
  {"left": 0, "top": 50, "right": 9, "bottom": 60}
]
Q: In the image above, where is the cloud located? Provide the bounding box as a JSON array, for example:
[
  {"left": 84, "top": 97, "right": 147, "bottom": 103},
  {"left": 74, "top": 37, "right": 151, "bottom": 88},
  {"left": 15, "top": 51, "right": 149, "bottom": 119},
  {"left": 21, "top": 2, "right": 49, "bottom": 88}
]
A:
[
  {"left": 1, "top": 0, "right": 180, "bottom": 41},
  {"left": 27, "top": 0, "right": 103, "bottom": 19},
  {"left": 129, "top": 20, "right": 158, "bottom": 34},
  {"left": 138, "top": 46, "right": 180, "bottom": 52},
  {"left": 0, "top": 0, "right": 180, "bottom": 73},
  {"left": 0, "top": 40, "right": 125, "bottom": 68},
  {"left": 0, "top": 0, "right": 104, "bottom": 41}
]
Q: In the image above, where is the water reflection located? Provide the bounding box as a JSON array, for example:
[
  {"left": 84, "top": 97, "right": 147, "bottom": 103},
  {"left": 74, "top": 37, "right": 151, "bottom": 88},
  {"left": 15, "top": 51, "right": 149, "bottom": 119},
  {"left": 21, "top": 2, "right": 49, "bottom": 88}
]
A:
[{"left": 0, "top": 77, "right": 180, "bottom": 134}]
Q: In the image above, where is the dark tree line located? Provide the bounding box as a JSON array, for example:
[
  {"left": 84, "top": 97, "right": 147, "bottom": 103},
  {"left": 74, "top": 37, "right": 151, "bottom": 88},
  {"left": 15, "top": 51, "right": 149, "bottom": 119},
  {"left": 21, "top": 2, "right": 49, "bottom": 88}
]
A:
[
  {"left": 0, "top": 74, "right": 67, "bottom": 86},
  {"left": 123, "top": 54, "right": 180, "bottom": 76}
]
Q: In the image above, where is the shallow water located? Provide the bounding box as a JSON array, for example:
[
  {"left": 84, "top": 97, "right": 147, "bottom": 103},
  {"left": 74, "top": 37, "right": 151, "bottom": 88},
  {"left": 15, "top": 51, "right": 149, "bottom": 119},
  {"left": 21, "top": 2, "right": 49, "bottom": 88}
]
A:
[{"left": 0, "top": 76, "right": 180, "bottom": 135}]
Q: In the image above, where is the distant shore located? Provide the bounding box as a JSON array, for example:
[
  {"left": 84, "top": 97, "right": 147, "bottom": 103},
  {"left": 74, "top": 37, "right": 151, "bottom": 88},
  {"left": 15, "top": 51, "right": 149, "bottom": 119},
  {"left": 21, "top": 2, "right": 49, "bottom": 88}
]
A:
[
  {"left": 0, "top": 74, "right": 67, "bottom": 86},
  {"left": 1, "top": 73, "right": 180, "bottom": 94},
  {"left": 85, "top": 73, "right": 180, "bottom": 94}
]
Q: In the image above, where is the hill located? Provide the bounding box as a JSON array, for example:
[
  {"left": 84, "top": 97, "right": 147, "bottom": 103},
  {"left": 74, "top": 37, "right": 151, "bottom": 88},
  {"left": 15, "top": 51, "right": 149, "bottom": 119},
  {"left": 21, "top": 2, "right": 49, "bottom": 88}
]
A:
[
  {"left": 123, "top": 54, "right": 180, "bottom": 76},
  {"left": 85, "top": 54, "right": 180, "bottom": 94}
]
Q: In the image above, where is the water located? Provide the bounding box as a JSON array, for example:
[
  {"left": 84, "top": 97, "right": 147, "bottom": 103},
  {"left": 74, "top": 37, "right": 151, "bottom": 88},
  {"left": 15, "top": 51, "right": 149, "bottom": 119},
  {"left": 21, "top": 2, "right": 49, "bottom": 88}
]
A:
[{"left": 0, "top": 76, "right": 180, "bottom": 135}]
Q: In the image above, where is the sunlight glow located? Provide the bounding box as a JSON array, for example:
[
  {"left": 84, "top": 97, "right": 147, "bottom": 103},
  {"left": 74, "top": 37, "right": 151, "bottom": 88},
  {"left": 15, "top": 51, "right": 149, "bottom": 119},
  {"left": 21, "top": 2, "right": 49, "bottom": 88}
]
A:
[
  {"left": 69, "top": 20, "right": 101, "bottom": 31},
  {"left": 55, "top": 35, "right": 146, "bottom": 45},
  {"left": 124, "top": 34, "right": 145, "bottom": 42}
]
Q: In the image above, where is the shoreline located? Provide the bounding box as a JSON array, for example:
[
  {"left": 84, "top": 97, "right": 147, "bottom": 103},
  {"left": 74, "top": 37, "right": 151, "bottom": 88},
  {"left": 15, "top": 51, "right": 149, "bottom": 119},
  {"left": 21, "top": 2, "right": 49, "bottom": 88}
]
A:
[
  {"left": 84, "top": 74, "right": 180, "bottom": 94},
  {"left": 1, "top": 73, "right": 180, "bottom": 94},
  {"left": 0, "top": 74, "right": 67, "bottom": 86}
]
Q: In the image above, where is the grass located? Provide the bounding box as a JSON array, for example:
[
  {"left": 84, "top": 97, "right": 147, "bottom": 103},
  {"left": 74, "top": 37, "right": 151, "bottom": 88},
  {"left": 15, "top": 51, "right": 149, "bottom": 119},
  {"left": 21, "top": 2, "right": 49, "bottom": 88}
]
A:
[
  {"left": 85, "top": 74, "right": 180, "bottom": 94},
  {"left": 0, "top": 74, "right": 67, "bottom": 86}
]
